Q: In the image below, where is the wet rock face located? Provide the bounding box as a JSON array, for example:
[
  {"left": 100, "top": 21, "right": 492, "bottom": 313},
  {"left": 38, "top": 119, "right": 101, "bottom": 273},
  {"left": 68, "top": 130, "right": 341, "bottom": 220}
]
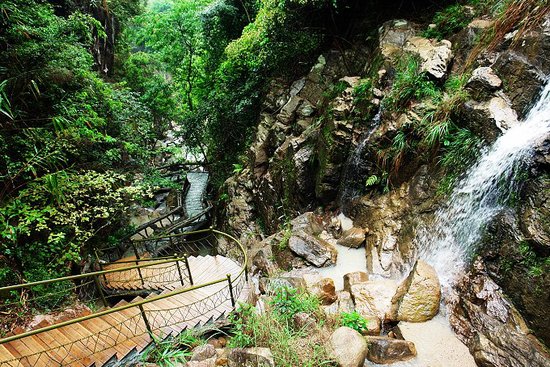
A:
[
  {"left": 389, "top": 260, "right": 441, "bottom": 322},
  {"left": 491, "top": 13, "right": 550, "bottom": 118},
  {"left": 479, "top": 209, "right": 550, "bottom": 346},
  {"left": 493, "top": 51, "right": 546, "bottom": 117},
  {"left": 347, "top": 165, "right": 441, "bottom": 278},
  {"left": 460, "top": 95, "right": 518, "bottom": 143},
  {"left": 450, "top": 261, "right": 550, "bottom": 367},
  {"left": 519, "top": 176, "right": 550, "bottom": 251}
]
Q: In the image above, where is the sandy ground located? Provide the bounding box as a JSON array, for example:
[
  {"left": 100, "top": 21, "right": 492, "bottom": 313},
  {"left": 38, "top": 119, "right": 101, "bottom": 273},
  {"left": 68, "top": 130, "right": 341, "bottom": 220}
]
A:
[
  {"left": 365, "top": 314, "right": 477, "bottom": 367},
  {"left": 317, "top": 243, "right": 367, "bottom": 290}
]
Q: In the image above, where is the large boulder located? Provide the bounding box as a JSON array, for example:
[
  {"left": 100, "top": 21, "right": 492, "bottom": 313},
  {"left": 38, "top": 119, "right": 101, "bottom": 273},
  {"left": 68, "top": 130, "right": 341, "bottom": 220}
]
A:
[
  {"left": 290, "top": 212, "right": 324, "bottom": 236},
  {"left": 328, "top": 327, "right": 368, "bottom": 367},
  {"left": 351, "top": 280, "right": 399, "bottom": 322},
  {"left": 348, "top": 282, "right": 390, "bottom": 335},
  {"left": 466, "top": 66, "right": 502, "bottom": 99},
  {"left": 365, "top": 336, "right": 417, "bottom": 364},
  {"left": 228, "top": 348, "right": 275, "bottom": 367},
  {"left": 389, "top": 260, "right": 441, "bottom": 322},
  {"left": 288, "top": 230, "right": 337, "bottom": 267}
]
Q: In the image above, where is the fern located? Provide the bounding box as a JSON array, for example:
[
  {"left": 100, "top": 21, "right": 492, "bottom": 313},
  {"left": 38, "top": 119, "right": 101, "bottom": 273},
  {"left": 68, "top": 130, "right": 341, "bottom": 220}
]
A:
[{"left": 365, "top": 175, "right": 379, "bottom": 187}]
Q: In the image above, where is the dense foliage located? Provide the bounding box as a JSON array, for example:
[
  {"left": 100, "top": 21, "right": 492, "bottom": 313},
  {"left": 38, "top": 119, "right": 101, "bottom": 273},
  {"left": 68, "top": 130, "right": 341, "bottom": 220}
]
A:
[
  {"left": 0, "top": 0, "right": 154, "bottom": 288},
  {"left": 0, "top": 0, "right": 334, "bottom": 308}
]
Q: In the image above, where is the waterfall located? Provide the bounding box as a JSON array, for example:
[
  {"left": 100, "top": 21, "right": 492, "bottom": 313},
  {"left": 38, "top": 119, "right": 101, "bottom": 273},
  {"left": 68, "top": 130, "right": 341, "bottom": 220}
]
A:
[
  {"left": 416, "top": 81, "right": 550, "bottom": 287},
  {"left": 184, "top": 171, "right": 209, "bottom": 218}
]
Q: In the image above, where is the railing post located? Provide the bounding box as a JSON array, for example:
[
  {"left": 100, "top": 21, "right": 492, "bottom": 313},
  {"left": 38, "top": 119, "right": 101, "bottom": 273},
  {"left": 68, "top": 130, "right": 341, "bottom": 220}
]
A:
[
  {"left": 132, "top": 242, "right": 141, "bottom": 260},
  {"left": 138, "top": 304, "right": 153, "bottom": 336},
  {"left": 174, "top": 254, "right": 185, "bottom": 286},
  {"left": 132, "top": 242, "right": 145, "bottom": 286},
  {"left": 94, "top": 250, "right": 108, "bottom": 282},
  {"left": 93, "top": 275, "right": 108, "bottom": 307},
  {"left": 184, "top": 253, "right": 193, "bottom": 285},
  {"left": 227, "top": 274, "right": 236, "bottom": 308}
]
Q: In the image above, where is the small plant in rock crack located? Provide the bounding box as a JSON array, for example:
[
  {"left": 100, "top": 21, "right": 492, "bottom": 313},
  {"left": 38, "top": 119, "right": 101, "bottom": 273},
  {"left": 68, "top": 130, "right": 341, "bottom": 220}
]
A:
[{"left": 340, "top": 311, "right": 369, "bottom": 334}]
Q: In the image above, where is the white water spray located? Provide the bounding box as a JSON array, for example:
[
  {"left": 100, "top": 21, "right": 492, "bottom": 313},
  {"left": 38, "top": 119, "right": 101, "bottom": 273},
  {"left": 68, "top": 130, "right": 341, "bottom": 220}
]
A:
[{"left": 417, "top": 81, "right": 550, "bottom": 287}]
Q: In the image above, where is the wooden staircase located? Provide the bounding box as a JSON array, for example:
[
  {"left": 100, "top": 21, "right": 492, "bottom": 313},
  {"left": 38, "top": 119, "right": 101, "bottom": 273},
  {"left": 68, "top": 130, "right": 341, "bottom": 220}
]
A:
[{"left": 0, "top": 255, "right": 249, "bottom": 367}]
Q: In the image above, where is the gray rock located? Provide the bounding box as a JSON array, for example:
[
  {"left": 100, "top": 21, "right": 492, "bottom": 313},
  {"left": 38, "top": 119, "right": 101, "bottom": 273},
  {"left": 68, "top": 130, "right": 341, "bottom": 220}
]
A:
[
  {"left": 337, "top": 227, "right": 366, "bottom": 248},
  {"left": 290, "top": 213, "right": 324, "bottom": 236},
  {"left": 297, "top": 100, "right": 315, "bottom": 117},
  {"left": 252, "top": 247, "right": 277, "bottom": 277},
  {"left": 379, "top": 19, "right": 416, "bottom": 60},
  {"left": 365, "top": 336, "right": 417, "bottom": 364},
  {"left": 191, "top": 344, "right": 217, "bottom": 362},
  {"left": 461, "top": 96, "right": 519, "bottom": 142},
  {"left": 228, "top": 347, "right": 275, "bottom": 367},
  {"left": 288, "top": 230, "right": 337, "bottom": 267},
  {"left": 466, "top": 67, "right": 502, "bottom": 98},
  {"left": 328, "top": 327, "right": 368, "bottom": 367},
  {"left": 404, "top": 37, "right": 453, "bottom": 79},
  {"left": 277, "top": 95, "right": 303, "bottom": 125},
  {"left": 493, "top": 50, "right": 546, "bottom": 117},
  {"left": 450, "top": 262, "right": 550, "bottom": 367}
]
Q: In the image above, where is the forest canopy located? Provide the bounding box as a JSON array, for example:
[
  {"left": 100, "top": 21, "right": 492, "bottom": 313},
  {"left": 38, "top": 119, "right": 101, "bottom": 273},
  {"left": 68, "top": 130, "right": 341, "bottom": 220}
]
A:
[{"left": 0, "top": 0, "right": 333, "bottom": 293}]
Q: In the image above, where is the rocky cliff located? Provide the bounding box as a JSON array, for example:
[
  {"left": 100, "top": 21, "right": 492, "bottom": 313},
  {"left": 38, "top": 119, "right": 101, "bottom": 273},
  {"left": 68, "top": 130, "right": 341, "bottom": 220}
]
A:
[{"left": 218, "top": 6, "right": 550, "bottom": 367}]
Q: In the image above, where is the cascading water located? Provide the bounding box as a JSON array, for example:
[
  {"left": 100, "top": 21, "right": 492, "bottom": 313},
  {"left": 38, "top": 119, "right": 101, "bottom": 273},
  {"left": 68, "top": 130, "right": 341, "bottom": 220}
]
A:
[
  {"left": 339, "top": 111, "right": 382, "bottom": 206},
  {"left": 416, "top": 81, "right": 550, "bottom": 288}
]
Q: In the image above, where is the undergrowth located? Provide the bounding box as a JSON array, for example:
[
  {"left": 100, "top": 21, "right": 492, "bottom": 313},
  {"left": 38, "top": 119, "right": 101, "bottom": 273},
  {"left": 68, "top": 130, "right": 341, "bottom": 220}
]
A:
[
  {"left": 376, "top": 54, "right": 480, "bottom": 191},
  {"left": 229, "top": 284, "right": 337, "bottom": 367}
]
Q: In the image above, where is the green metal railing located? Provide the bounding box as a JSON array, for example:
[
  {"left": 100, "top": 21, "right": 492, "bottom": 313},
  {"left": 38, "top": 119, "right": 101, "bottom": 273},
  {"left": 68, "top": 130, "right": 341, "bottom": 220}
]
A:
[
  {"left": 98, "top": 205, "right": 213, "bottom": 263},
  {"left": 0, "top": 228, "right": 248, "bottom": 367}
]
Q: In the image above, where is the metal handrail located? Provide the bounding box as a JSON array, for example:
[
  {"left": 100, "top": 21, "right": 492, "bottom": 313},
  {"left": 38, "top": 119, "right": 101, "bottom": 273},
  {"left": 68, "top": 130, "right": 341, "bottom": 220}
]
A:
[
  {"left": 0, "top": 228, "right": 247, "bottom": 348},
  {"left": 0, "top": 256, "right": 189, "bottom": 293},
  {"left": 0, "top": 277, "right": 228, "bottom": 345}
]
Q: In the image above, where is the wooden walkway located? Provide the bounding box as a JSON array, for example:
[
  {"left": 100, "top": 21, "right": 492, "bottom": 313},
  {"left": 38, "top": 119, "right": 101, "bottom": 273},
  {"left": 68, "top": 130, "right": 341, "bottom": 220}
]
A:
[{"left": 0, "top": 255, "right": 248, "bottom": 367}]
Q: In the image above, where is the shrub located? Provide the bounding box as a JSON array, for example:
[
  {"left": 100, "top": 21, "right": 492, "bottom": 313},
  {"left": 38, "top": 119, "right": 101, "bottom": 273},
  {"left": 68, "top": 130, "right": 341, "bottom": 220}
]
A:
[
  {"left": 268, "top": 284, "right": 320, "bottom": 320},
  {"left": 228, "top": 293, "right": 336, "bottom": 367},
  {"left": 340, "top": 311, "right": 369, "bottom": 334},
  {"left": 383, "top": 54, "right": 441, "bottom": 113},
  {"left": 422, "top": 4, "right": 475, "bottom": 40}
]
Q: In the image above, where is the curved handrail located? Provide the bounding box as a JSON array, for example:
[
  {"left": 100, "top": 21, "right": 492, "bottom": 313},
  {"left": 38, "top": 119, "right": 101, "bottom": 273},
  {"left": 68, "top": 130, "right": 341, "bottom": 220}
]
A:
[{"left": 0, "top": 228, "right": 247, "bottom": 350}]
